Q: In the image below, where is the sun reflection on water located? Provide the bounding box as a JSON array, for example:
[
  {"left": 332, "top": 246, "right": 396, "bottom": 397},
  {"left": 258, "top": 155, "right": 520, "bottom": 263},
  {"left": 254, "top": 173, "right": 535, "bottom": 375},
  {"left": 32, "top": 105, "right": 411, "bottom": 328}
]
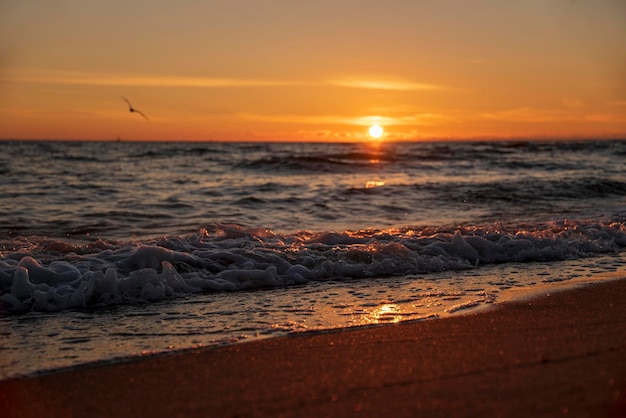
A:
[
  {"left": 365, "top": 180, "right": 385, "bottom": 189},
  {"left": 368, "top": 303, "right": 403, "bottom": 323}
]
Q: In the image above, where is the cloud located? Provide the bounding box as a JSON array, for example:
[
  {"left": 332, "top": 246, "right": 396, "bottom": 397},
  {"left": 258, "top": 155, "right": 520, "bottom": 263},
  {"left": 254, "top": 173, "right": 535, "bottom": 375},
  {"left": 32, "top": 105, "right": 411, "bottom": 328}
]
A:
[
  {"left": 481, "top": 106, "right": 626, "bottom": 126},
  {"left": 1, "top": 69, "right": 296, "bottom": 88},
  {"left": 236, "top": 113, "right": 358, "bottom": 125},
  {"left": 233, "top": 113, "right": 346, "bottom": 126},
  {"left": 327, "top": 76, "right": 444, "bottom": 91},
  {"left": 561, "top": 97, "right": 584, "bottom": 108},
  {"left": 481, "top": 107, "right": 565, "bottom": 123},
  {"left": 3, "top": 69, "right": 445, "bottom": 93},
  {"left": 583, "top": 113, "right": 626, "bottom": 123},
  {"left": 393, "top": 113, "right": 448, "bottom": 125},
  {"left": 236, "top": 112, "right": 447, "bottom": 127}
]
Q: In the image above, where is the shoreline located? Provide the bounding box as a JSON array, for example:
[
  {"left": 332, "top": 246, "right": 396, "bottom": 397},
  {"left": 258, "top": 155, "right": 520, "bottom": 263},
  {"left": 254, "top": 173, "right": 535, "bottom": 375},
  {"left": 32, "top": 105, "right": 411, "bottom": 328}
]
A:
[
  {"left": 3, "top": 264, "right": 623, "bottom": 382},
  {"left": 2, "top": 277, "right": 626, "bottom": 417}
]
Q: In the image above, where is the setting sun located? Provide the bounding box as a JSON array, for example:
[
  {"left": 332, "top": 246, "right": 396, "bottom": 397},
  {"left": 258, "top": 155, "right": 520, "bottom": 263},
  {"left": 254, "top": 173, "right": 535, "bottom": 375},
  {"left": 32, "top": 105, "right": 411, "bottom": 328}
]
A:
[{"left": 368, "top": 125, "right": 384, "bottom": 139}]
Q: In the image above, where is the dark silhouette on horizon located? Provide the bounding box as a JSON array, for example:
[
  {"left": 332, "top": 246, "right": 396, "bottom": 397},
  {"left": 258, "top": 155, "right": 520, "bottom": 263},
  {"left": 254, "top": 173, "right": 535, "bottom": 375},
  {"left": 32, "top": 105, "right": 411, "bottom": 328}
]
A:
[{"left": 122, "top": 96, "right": 149, "bottom": 121}]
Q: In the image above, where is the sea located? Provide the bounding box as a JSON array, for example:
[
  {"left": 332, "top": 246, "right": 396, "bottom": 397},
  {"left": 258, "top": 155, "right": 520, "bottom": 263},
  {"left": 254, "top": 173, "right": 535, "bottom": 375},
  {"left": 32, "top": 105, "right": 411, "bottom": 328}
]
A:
[{"left": 1, "top": 139, "right": 625, "bottom": 379}]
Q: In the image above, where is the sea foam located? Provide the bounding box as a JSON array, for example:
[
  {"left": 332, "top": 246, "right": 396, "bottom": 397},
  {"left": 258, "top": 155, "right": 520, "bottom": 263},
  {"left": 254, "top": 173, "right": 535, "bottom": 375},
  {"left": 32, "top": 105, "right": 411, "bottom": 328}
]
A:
[{"left": 1, "top": 220, "right": 624, "bottom": 313}]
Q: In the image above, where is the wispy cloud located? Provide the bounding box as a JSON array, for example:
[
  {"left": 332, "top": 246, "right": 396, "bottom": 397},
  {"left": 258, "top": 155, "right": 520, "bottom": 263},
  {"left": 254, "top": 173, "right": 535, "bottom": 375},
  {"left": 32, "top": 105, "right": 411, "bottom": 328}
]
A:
[
  {"left": 392, "top": 113, "right": 449, "bottom": 125},
  {"left": 236, "top": 112, "right": 447, "bottom": 127},
  {"left": 236, "top": 113, "right": 356, "bottom": 125},
  {"left": 482, "top": 107, "right": 565, "bottom": 123},
  {"left": 3, "top": 69, "right": 445, "bottom": 92},
  {"left": 2, "top": 69, "right": 296, "bottom": 88},
  {"left": 583, "top": 113, "right": 626, "bottom": 123},
  {"left": 561, "top": 97, "right": 584, "bottom": 108},
  {"left": 481, "top": 106, "right": 626, "bottom": 125},
  {"left": 326, "top": 76, "right": 444, "bottom": 91}
]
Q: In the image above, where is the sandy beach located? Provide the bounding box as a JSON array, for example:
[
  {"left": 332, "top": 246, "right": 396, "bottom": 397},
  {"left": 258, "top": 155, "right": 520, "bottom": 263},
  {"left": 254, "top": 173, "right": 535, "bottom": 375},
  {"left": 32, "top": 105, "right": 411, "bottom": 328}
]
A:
[{"left": 2, "top": 278, "right": 625, "bottom": 418}]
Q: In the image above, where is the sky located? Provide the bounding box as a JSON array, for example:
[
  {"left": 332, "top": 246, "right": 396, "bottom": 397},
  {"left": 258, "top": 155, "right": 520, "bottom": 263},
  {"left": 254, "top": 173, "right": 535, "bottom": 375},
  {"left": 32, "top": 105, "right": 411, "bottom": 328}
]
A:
[{"left": 1, "top": 0, "right": 625, "bottom": 142}]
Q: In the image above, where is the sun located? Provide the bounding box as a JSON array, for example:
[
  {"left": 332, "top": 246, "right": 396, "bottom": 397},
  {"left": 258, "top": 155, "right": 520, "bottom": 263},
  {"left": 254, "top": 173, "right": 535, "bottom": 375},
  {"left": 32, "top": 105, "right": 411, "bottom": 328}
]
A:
[{"left": 368, "top": 124, "right": 384, "bottom": 139}]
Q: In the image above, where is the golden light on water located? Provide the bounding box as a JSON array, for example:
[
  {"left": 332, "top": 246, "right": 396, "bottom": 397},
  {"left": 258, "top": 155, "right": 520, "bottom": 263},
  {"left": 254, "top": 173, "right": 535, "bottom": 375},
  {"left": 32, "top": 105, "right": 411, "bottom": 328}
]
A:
[
  {"left": 365, "top": 180, "right": 385, "bottom": 189},
  {"left": 369, "top": 304, "right": 402, "bottom": 323}
]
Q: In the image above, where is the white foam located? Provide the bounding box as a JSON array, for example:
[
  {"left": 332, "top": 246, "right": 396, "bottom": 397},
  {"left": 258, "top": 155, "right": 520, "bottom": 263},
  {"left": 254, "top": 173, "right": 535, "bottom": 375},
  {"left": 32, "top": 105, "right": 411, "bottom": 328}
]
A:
[{"left": 1, "top": 220, "right": 625, "bottom": 313}]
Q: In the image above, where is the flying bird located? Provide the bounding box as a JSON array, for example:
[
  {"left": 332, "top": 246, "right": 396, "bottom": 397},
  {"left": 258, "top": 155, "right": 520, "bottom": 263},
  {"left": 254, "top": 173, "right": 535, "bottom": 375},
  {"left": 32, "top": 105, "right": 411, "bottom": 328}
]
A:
[{"left": 122, "top": 96, "right": 149, "bottom": 121}]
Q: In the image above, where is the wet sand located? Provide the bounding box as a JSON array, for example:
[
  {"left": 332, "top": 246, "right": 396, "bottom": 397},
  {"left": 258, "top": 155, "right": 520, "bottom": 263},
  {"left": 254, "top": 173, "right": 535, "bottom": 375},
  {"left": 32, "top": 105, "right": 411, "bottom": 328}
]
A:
[{"left": 1, "top": 279, "right": 625, "bottom": 417}]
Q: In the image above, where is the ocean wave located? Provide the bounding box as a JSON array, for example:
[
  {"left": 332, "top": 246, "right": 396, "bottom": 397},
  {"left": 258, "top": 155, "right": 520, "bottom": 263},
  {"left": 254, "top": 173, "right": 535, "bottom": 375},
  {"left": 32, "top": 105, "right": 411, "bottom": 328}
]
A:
[
  {"left": 453, "top": 178, "right": 626, "bottom": 203},
  {"left": 1, "top": 220, "right": 624, "bottom": 314},
  {"left": 233, "top": 152, "right": 394, "bottom": 173}
]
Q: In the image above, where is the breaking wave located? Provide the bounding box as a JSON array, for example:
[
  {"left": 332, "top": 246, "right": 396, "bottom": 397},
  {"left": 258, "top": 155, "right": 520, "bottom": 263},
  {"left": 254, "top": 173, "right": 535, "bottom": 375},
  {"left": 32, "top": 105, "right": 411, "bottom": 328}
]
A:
[{"left": 2, "top": 220, "right": 625, "bottom": 313}]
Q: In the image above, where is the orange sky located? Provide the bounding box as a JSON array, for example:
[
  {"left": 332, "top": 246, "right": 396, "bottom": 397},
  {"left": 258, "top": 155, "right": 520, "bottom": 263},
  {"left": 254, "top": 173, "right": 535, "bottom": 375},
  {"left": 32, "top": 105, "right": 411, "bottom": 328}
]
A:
[{"left": 1, "top": 1, "right": 625, "bottom": 141}]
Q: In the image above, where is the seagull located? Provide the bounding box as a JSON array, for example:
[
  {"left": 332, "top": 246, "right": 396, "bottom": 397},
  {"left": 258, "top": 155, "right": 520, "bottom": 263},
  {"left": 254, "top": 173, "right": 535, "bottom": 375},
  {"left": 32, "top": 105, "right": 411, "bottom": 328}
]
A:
[{"left": 122, "top": 96, "right": 149, "bottom": 121}]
